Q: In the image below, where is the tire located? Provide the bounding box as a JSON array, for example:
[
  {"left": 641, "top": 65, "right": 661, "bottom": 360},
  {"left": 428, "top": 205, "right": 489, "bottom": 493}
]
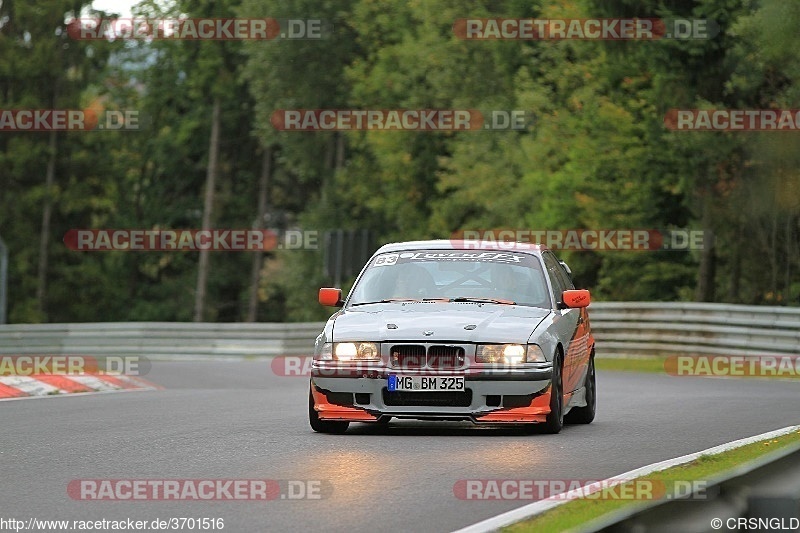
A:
[
  {"left": 542, "top": 352, "right": 564, "bottom": 434},
  {"left": 308, "top": 388, "right": 349, "bottom": 434},
  {"left": 565, "top": 354, "right": 596, "bottom": 425}
]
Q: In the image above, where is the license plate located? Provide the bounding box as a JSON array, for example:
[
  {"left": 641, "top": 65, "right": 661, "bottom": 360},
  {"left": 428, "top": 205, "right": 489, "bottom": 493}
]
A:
[{"left": 387, "top": 375, "right": 465, "bottom": 392}]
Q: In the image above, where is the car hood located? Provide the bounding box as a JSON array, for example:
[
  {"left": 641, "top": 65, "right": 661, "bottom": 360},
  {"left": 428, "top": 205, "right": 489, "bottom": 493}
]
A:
[{"left": 332, "top": 302, "right": 550, "bottom": 344}]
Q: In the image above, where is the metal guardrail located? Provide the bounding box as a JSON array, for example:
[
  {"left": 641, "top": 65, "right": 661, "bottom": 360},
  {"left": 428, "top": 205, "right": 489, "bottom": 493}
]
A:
[
  {"left": 0, "top": 302, "right": 797, "bottom": 358},
  {"left": 589, "top": 302, "right": 800, "bottom": 357},
  {"left": 0, "top": 322, "right": 323, "bottom": 358},
  {"left": 582, "top": 441, "right": 800, "bottom": 533}
]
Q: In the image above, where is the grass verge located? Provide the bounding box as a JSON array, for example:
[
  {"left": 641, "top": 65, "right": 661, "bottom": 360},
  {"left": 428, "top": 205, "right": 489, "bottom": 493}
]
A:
[
  {"left": 596, "top": 355, "right": 800, "bottom": 379},
  {"left": 595, "top": 356, "right": 669, "bottom": 374}
]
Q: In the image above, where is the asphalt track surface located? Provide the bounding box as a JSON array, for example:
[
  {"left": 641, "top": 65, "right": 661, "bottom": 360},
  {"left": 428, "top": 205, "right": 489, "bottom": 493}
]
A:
[{"left": 1, "top": 361, "right": 799, "bottom": 533}]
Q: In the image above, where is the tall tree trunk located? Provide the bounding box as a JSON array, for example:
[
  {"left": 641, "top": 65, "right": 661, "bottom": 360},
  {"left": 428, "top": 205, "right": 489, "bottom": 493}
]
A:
[
  {"left": 785, "top": 214, "right": 793, "bottom": 303},
  {"left": 729, "top": 240, "right": 741, "bottom": 302},
  {"left": 194, "top": 97, "right": 221, "bottom": 322},
  {"left": 695, "top": 201, "right": 716, "bottom": 302},
  {"left": 36, "top": 129, "right": 57, "bottom": 319},
  {"left": 129, "top": 157, "right": 149, "bottom": 304},
  {"left": 728, "top": 217, "right": 741, "bottom": 302},
  {"left": 246, "top": 146, "right": 272, "bottom": 322},
  {"left": 335, "top": 132, "right": 345, "bottom": 170},
  {"left": 771, "top": 211, "right": 779, "bottom": 297}
]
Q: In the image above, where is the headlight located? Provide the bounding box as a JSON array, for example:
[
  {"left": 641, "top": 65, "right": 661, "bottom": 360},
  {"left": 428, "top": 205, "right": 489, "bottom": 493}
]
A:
[
  {"left": 476, "top": 344, "right": 545, "bottom": 364},
  {"left": 525, "top": 344, "right": 546, "bottom": 363},
  {"left": 330, "top": 342, "right": 380, "bottom": 362},
  {"left": 315, "top": 342, "right": 334, "bottom": 361}
]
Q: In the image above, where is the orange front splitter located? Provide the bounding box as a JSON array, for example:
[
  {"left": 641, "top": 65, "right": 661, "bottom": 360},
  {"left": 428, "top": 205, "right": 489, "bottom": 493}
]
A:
[
  {"left": 311, "top": 386, "right": 377, "bottom": 421},
  {"left": 476, "top": 391, "right": 551, "bottom": 423}
]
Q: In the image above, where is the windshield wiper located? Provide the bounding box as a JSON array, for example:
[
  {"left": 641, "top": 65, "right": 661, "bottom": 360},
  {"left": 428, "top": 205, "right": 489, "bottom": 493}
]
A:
[
  {"left": 351, "top": 297, "right": 457, "bottom": 306},
  {"left": 450, "top": 297, "right": 516, "bottom": 305},
  {"left": 351, "top": 298, "right": 421, "bottom": 306}
]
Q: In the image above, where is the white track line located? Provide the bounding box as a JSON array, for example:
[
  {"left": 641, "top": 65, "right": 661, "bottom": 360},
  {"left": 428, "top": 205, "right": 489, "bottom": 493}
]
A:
[{"left": 453, "top": 424, "right": 800, "bottom": 533}]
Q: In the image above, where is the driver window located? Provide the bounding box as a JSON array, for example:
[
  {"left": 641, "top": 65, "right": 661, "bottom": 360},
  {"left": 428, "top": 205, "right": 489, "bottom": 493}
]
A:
[{"left": 542, "top": 252, "right": 566, "bottom": 304}]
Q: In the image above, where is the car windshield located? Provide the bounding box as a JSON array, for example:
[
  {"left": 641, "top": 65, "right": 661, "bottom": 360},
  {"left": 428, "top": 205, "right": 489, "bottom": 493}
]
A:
[{"left": 348, "top": 250, "right": 551, "bottom": 308}]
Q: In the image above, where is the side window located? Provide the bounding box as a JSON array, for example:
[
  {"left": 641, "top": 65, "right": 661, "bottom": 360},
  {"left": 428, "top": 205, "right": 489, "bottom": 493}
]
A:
[
  {"left": 554, "top": 261, "right": 575, "bottom": 290},
  {"left": 541, "top": 252, "right": 566, "bottom": 304}
]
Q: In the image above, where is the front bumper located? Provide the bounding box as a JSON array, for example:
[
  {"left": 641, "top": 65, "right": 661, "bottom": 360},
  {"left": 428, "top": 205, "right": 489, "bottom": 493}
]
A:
[{"left": 310, "top": 363, "right": 554, "bottom": 424}]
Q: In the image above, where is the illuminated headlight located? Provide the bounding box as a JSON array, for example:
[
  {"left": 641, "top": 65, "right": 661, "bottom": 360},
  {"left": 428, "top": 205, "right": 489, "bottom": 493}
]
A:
[
  {"left": 476, "top": 344, "right": 524, "bottom": 364},
  {"left": 331, "top": 342, "right": 380, "bottom": 362},
  {"left": 476, "top": 344, "right": 546, "bottom": 364}
]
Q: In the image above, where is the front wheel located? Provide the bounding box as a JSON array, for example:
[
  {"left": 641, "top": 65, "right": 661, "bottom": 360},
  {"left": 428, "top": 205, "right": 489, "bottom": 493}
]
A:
[
  {"left": 542, "top": 353, "right": 564, "bottom": 434},
  {"left": 309, "top": 388, "right": 349, "bottom": 434},
  {"left": 565, "top": 355, "right": 596, "bottom": 424}
]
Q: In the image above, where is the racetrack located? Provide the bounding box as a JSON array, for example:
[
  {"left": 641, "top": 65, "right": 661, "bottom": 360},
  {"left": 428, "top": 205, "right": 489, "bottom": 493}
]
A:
[{"left": 2, "top": 361, "right": 798, "bottom": 533}]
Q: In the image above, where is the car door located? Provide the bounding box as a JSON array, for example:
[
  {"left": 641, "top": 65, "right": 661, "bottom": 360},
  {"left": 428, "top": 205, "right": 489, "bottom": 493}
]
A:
[
  {"left": 552, "top": 253, "right": 592, "bottom": 394},
  {"left": 541, "top": 251, "right": 584, "bottom": 396}
]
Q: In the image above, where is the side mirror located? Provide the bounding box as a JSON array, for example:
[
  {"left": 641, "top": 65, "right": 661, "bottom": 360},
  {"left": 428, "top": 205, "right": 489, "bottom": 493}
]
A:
[
  {"left": 561, "top": 289, "right": 590, "bottom": 308},
  {"left": 319, "top": 287, "right": 343, "bottom": 307}
]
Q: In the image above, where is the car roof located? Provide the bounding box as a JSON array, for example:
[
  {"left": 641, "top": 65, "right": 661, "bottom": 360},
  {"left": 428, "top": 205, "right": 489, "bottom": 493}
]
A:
[{"left": 374, "top": 239, "right": 545, "bottom": 255}]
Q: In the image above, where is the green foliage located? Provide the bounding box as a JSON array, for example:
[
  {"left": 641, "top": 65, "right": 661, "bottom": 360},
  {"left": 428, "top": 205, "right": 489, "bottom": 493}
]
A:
[{"left": 1, "top": 0, "right": 798, "bottom": 323}]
